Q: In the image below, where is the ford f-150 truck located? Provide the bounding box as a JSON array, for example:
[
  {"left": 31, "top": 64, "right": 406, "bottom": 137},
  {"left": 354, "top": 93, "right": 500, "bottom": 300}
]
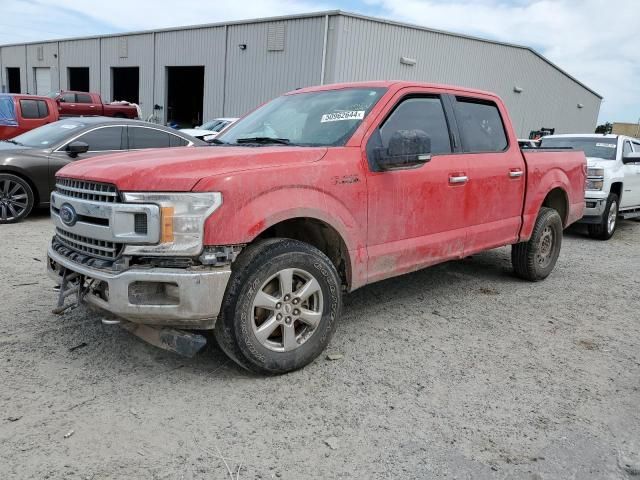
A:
[
  {"left": 50, "top": 91, "right": 139, "bottom": 119},
  {"left": 540, "top": 134, "right": 640, "bottom": 239},
  {"left": 47, "top": 81, "right": 586, "bottom": 374}
]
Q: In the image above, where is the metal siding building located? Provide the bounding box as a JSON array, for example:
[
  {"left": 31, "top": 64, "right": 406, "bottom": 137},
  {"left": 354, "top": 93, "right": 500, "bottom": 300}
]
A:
[{"left": 0, "top": 11, "right": 601, "bottom": 136}]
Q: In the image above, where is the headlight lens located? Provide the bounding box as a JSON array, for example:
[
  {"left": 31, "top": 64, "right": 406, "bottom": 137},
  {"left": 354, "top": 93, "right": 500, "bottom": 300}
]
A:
[
  {"left": 122, "top": 192, "right": 222, "bottom": 256},
  {"left": 586, "top": 168, "right": 604, "bottom": 191}
]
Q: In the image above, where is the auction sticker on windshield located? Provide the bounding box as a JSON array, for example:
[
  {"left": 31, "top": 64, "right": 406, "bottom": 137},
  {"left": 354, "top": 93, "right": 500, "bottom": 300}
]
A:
[
  {"left": 595, "top": 143, "right": 616, "bottom": 148},
  {"left": 321, "top": 111, "right": 365, "bottom": 123}
]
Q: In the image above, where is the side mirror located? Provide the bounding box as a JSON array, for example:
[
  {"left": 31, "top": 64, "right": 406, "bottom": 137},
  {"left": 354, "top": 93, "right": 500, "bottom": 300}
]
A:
[
  {"left": 57, "top": 97, "right": 65, "bottom": 103},
  {"left": 66, "top": 141, "right": 89, "bottom": 158},
  {"left": 622, "top": 152, "right": 640, "bottom": 164},
  {"left": 377, "top": 130, "right": 432, "bottom": 170}
]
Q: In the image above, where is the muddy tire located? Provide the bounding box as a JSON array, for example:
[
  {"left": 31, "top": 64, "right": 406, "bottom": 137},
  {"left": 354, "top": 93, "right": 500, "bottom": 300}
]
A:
[
  {"left": 214, "top": 238, "right": 342, "bottom": 374},
  {"left": 0, "top": 173, "right": 34, "bottom": 224},
  {"left": 587, "top": 193, "right": 619, "bottom": 240},
  {"left": 511, "top": 207, "right": 563, "bottom": 281}
]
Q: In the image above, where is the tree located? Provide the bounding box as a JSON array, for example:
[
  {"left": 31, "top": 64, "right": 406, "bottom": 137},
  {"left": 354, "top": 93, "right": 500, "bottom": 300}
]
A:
[{"left": 595, "top": 122, "right": 613, "bottom": 134}]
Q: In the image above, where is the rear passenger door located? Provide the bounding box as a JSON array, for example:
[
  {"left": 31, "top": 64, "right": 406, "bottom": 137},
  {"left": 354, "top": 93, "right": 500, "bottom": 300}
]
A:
[
  {"left": 450, "top": 96, "right": 526, "bottom": 255},
  {"left": 128, "top": 126, "right": 189, "bottom": 149},
  {"left": 75, "top": 92, "right": 99, "bottom": 116},
  {"left": 18, "top": 99, "right": 52, "bottom": 131}
]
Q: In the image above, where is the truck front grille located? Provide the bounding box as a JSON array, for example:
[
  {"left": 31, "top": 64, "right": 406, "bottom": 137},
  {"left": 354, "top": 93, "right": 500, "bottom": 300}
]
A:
[
  {"left": 55, "top": 228, "right": 123, "bottom": 261},
  {"left": 56, "top": 178, "right": 119, "bottom": 203}
]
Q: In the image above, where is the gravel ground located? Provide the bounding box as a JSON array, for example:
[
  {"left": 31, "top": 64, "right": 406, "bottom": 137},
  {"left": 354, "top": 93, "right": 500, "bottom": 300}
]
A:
[{"left": 1, "top": 209, "right": 639, "bottom": 480}]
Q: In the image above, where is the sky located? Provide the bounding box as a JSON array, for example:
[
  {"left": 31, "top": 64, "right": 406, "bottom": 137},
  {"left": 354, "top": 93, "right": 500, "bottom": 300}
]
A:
[{"left": 1, "top": 0, "right": 638, "bottom": 124}]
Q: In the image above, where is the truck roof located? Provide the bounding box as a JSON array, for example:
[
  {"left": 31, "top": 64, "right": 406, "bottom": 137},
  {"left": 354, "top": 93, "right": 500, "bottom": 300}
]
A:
[
  {"left": 0, "top": 93, "right": 53, "bottom": 100},
  {"left": 544, "top": 133, "right": 619, "bottom": 139},
  {"left": 289, "top": 81, "right": 499, "bottom": 99}
]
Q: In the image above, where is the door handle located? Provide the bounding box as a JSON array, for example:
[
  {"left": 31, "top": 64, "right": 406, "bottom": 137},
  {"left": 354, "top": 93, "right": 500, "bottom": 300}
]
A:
[
  {"left": 509, "top": 169, "right": 524, "bottom": 178},
  {"left": 449, "top": 175, "right": 468, "bottom": 185}
]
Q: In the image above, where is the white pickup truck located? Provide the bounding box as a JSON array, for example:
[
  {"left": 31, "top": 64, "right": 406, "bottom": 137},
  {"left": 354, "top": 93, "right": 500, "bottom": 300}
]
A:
[{"left": 539, "top": 134, "right": 640, "bottom": 239}]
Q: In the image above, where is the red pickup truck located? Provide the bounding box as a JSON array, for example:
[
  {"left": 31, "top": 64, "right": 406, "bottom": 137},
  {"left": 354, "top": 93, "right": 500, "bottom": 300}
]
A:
[
  {"left": 47, "top": 81, "right": 586, "bottom": 374},
  {"left": 0, "top": 94, "right": 58, "bottom": 139},
  {"left": 51, "top": 91, "right": 139, "bottom": 119}
]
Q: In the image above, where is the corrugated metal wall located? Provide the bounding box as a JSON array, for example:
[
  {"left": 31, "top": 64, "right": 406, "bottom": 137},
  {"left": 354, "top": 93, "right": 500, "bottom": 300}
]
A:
[
  {"left": 0, "top": 12, "right": 601, "bottom": 135},
  {"left": 0, "top": 45, "right": 27, "bottom": 93},
  {"left": 25, "top": 42, "right": 60, "bottom": 94},
  {"left": 326, "top": 15, "right": 600, "bottom": 137},
  {"left": 58, "top": 38, "right": 101, "bottom": 92},
  {"left": 223, "top": 17, "right": 326, "bottom": 116},
  {"left": 154, "top": 27, "right": 226, "bottom": 123},
  {"left": 100, "top": 34, "right": 154, "bottom": 115}
]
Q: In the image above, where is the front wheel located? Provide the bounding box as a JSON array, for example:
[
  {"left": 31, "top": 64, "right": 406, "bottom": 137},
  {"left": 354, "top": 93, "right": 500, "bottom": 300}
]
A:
[
  {"left": 215, "top": 239, "right": 342, "bottom": 374},
  {"left": 511, "top": 207, "right": 563, "bottom": 281},
  {"left": 587, "top": 193, "right": 619, "bottom": 240},
  {"left": 0, "top": 173, "right": 34, "bottom": 224}
]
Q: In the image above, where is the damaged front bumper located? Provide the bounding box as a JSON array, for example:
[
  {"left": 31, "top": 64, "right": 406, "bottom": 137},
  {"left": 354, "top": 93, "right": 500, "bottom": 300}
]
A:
[{"left": 47, "top": 242, "right": 231, "bottom": 330}]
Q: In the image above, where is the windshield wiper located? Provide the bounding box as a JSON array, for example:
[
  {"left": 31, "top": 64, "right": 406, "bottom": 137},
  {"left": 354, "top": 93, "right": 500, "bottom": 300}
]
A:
[
  {"left": 1, "top": 139, "right": 23, "bottom": 146},
  {"left": 208, "top": 138, "right": 228, "bottom": 145},
  {"left": 235, "top": 137, "right": 291, "bottom": 145}
]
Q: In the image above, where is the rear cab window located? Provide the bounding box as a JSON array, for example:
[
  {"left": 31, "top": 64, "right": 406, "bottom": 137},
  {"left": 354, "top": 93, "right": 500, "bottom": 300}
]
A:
[{"left": 454, "top": 97, "right": 508, "bottom": 152}]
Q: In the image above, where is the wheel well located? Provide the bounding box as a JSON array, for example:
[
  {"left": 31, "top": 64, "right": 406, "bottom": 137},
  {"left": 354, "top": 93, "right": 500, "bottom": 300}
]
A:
[
  {"left": 610, "top": 182, "right": 622, "bottom": 199},
  {"left": 542, "top": 188, "right": 568, "bottom": 226},
  {"left": 256, "top": 218, "right": 351, "bottom": 290},
  {"left": 0, "top": 170, "right": 39, "bottom": 205}
]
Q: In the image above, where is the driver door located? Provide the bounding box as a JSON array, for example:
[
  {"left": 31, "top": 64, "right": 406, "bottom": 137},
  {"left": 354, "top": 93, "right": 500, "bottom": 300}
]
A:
[
  {"left": 622, "top": 140, "right": 640, "bottom": 208},
  {"left": 364, "top": 89, "right": 469, "bottom": 283},
  {"left": 48, "top": 126, "right": 128, "bottom": 190}
]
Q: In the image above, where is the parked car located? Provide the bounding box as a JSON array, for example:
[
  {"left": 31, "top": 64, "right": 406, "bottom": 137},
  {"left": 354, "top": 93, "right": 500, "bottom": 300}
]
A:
[
  {"left": 180, "top": 117, "right": 239, "bottom": 141},
  {"left": 0, "top": 117, "right": 204, "bottom": 223},
  {"left": 0, "top": 94, "right": 58, "bottom": 140},
  {"left": 518, "top": 138, "right": 539, "bottom": 149},
  {"left": 539, "top": 134, "right": 640, "bottom": 239},
  {"left": 47, "top": 81, "right": 586, "bottom": 373},
  {"left": 49, "top": 91, "right": 140, "bottom": 119}
]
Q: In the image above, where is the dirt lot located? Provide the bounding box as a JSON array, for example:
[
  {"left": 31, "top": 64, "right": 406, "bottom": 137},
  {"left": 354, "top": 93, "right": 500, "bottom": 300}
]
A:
[{"left": 1, "top": 209, "right": 639, "bottom": 479}]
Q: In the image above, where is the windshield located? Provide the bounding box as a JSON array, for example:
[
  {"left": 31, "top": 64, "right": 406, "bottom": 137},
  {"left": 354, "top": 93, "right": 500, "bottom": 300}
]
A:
[
  {"left": 539, "top": 137, "right": 618, "bottom": 160},
  {"left": 201, "top": 120, "right": 224, "bottom": 131},
  {"left": 218, "top": 88, "right": 387, "bottom": 146},
  {"left": 11, "top": 120, "right": 86, "bottom": 148}
]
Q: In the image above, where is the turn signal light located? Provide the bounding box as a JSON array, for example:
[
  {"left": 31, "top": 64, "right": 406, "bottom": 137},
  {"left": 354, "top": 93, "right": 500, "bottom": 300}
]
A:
[{"left": 160, "top": 206, "right": 175, "bottom": 243}]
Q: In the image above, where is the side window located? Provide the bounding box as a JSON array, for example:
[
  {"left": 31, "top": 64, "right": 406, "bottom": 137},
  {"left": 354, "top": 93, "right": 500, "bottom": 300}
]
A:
[
  {"left": 61, "top": 93, "right": 76, "bottom": 103},
  {"left": 129, "top": 127, "right": 171, "bottom": 149},
  {"left": 169, "top": 134, "right": 189, "bottom": 147},
  {"left": 454, "top": 98, "right": 508, "bottom": 153},
  {"left": 75, "top": 126, "right": 125, "bottom": 151},
  {"left": 633, "top": 142, "right": 640, "bottom": 152},
  {"left": 76, "top": 93, "right": 93, "bottom": 103},
  {"left": 623, "top": 141, "right": 633, "bottom": 156},
  {"left": 20, "top": 99, "right": 49, "bottom": 119},
  {"left": 379, "top": 97, "right": 452, "bottom": 154}
]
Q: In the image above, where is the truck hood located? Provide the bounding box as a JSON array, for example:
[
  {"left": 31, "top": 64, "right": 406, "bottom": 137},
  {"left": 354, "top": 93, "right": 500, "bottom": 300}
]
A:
[
  {"left": 586, "top": 156, "right": 615, "bottom": 170},
  {"left": 56, "top": 145, "right": 328, "bottom": 191}
]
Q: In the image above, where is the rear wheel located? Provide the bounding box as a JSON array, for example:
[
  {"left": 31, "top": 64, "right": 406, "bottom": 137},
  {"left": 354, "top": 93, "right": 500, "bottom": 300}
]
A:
[
  {"left": 0, "top": 173, "right": 34, "bottom": 224},
  {"left": 587, "top": 193, "right": 619, "bottom": 240},
  {"left": 215, "top": 239, "right": 342, "bottom": 374},
  {"left": 511, "top": 207, "right": 563, "bottom": 281}
]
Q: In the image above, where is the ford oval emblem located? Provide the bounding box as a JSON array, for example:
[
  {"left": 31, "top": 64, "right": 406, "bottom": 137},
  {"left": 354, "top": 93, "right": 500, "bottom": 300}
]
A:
[{"left": 59, "top": 203, "right": 78, "bottom": 227}]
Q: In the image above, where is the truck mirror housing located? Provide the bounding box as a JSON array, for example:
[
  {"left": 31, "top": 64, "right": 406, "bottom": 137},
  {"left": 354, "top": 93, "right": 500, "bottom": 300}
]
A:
[
  {"left": 66, "top": 141, "right": 90, "bottom": 158},
  {"left": 377, "top": 129, "right": 432, "bottom": 170},
  {"left": 622, "top": 152, "right": 640, "bottom": 164}
]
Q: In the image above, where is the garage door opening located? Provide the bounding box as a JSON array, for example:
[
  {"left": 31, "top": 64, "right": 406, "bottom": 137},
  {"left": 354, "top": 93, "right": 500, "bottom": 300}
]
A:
[
  {"left": 111, "top": 67, "right": 139, "bottom": 104},
  {"left": 6, "top": 68, "right": 21, "bottom": 93},
  {"left": 166, "top": 66, "right": 204, "bottom": 128},
  {"left": 34, "top": 67, "right": 51, "bottom": 95},
  {"left": 68, "top": 67, "right": 90, "bottom": 92}
]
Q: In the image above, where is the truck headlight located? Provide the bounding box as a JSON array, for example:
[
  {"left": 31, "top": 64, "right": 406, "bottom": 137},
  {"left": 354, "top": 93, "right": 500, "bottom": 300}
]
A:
[
  {"left": 122, "top": 192, "right": 222, "bottom": 256},
  {"left": 586, "top": 168, "right": 604, "bottom": 191}
]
